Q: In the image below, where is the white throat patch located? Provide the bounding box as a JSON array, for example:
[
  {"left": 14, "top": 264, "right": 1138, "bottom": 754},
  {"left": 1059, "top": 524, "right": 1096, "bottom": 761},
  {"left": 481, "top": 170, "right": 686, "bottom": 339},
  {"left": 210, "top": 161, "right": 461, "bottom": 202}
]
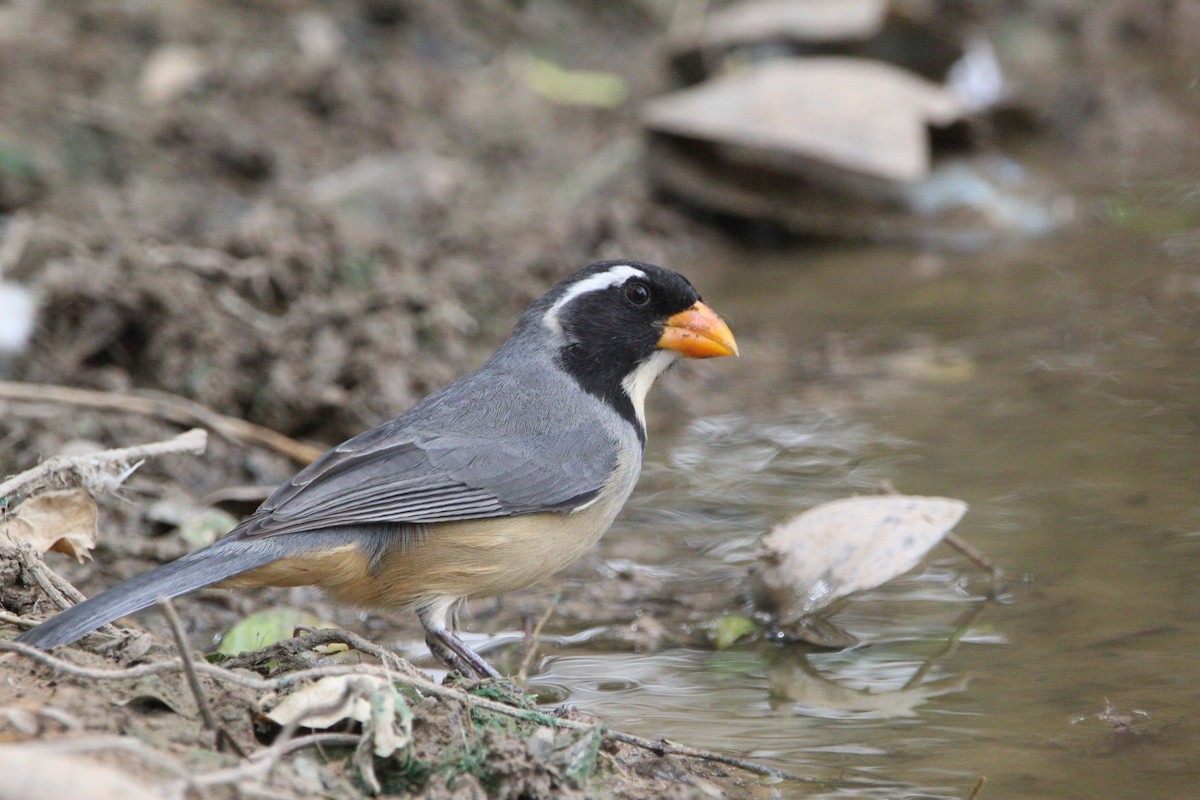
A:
[
  {"left": 621, "top": 349, "right": 677, "bottom": 430},
  {"left": 543, "top": 264, "right": 647, "bottom": 334}
]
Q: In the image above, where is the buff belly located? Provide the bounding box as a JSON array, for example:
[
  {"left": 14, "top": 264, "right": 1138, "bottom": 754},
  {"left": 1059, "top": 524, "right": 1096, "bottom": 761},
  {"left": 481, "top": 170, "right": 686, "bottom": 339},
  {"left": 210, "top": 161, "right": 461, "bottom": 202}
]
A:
[{"left": 219, "top": 509, "right": 615, "bottom": 609}]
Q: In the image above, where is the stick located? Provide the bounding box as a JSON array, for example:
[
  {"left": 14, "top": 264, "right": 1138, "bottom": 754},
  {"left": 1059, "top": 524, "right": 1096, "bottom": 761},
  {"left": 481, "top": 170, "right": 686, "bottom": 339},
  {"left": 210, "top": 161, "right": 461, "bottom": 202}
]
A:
[
  {"left": 0, "top": 428, "right": 208, "bottom": 508},
  {"left": 191, "top": 685, "right": 360, "bottom": 791},
  {"left": 517, "top": 596, "right": 558, "bottom": 684},
  {"left": 0, "top": 639, "right": 810, "bottom": 783},
  {"left": 10, "top": 546, "right": 123, "bottom": 638},
  {"left": 0, "top": 609, "right": 40, "bottom": 628},
  {"left": 221, "top": 626, "right": 429, "bottom": 684},
  {"left": 190, "top": 733, "right": 362, "bottom": 790},
  {"left": 603, "top": 730, "right": 809, "bottom": 781},
  {"left": 158, "top": 598, "right": 245, "bottom": 756},
  {"left": 290, "top": 626, "right": 430, "bottom": 682},
  {"left": 944, "top": 533, "right": 1002, "bottom": 578},
  {"left": 0, "top": 382, "right": 322, "bottom": 465}
]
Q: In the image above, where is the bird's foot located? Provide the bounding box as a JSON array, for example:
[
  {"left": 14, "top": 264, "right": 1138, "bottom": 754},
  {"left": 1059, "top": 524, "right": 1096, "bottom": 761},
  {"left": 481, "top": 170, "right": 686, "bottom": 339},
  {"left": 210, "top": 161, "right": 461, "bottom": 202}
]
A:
[{"left": 424, "top": 627, "right": 501, "bottom": 679}]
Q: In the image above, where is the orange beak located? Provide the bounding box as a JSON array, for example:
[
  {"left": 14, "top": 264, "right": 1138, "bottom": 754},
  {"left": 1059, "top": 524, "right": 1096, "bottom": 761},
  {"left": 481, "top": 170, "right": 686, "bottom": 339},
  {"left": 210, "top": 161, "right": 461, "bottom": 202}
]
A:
[{"left": 657, "top": 301, "right": 739, "bottom": 359}]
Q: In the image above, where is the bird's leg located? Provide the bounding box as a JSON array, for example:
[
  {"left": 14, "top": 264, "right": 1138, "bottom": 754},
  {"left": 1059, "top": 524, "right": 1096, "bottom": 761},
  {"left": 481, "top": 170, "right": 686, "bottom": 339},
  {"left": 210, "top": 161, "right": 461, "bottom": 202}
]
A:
[
  {"left": 424, "top": 626, "right": 501, "bottom": 679},
  {"left": 418, "top": 602, "right": 501, "bottom": 679}
]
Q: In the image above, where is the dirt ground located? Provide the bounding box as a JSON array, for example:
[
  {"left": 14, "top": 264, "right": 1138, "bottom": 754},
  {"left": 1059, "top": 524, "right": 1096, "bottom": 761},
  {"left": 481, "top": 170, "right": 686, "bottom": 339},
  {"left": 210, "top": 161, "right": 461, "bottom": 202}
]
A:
[{"left": 2, "top": 0, "right": 1199, "bottom": 797}]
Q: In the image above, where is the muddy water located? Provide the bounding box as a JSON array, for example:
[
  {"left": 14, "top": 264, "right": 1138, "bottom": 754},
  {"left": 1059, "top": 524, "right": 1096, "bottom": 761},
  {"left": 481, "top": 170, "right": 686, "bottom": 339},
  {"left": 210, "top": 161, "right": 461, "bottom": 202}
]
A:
[{"left": 528, "top": 169, "right": 1200, "bottom": 797}]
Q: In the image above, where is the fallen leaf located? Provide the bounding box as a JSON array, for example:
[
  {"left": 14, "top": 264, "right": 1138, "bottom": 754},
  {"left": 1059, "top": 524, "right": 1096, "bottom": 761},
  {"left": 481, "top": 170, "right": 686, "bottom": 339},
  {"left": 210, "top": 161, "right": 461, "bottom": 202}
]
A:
[
  {"left": 519, "top": 55, "right": 628, "bottom": 108},
  {"left": 263, "top": 673, "right": 414, "bottom": 793},
  {"left": 750, "top": 494, "right": 967, "bottom": 623},
  {"left": 217, "top": 608, "right": 328, "bottom": 655},
  {"left": 0, "top": 489, "right": 98, "bottom": 562},
  {"left": 708, "top": 614, "right": 762, "bottom": 650},
  {"left": 264, "top": 674, "right": 378, "bottom": 728},
  {"left": 643, "top": 58, "right": 967, "bottom": 183}
]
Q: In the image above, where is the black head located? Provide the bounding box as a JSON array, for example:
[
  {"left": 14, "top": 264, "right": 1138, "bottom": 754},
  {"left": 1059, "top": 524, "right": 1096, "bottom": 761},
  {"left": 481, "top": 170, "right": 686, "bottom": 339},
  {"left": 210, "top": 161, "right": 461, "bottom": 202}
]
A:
[{"left": 531, "top": 260, "right": 737, "bottom": 438}]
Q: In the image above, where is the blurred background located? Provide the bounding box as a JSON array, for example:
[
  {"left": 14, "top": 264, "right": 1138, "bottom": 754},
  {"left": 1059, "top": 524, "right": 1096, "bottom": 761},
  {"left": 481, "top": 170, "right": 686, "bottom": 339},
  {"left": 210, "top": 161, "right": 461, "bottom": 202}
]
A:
[{"left": 1, "top": 1, "right": 1199, "bottom": 798}]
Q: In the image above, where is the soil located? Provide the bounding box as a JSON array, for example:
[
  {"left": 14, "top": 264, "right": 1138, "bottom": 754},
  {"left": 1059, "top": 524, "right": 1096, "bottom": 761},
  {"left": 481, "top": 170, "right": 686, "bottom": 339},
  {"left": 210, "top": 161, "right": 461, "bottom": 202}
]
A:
[{"left": 2, "top": 0, "right": 1198, "bottom": 797}]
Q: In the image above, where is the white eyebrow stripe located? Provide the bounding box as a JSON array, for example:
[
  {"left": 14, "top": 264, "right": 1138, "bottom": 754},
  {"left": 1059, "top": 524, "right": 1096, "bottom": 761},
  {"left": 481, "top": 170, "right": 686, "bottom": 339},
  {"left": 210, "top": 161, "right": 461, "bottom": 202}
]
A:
[{"left": 543, "top": 264, "right": 647, "bottom": 330}]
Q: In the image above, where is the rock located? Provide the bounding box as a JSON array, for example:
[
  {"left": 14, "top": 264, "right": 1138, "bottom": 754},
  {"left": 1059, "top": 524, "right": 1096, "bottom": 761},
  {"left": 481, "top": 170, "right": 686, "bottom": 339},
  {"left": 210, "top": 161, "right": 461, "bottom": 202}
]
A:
[
  {"left": 292, "top": 12, "right": 344, "bottom": 68},
  {"left": 0, "top": 281, "right": 36, "bottom": 356},
  {"left": 139, "top": 45, "right": 208, "bottom": 106}
]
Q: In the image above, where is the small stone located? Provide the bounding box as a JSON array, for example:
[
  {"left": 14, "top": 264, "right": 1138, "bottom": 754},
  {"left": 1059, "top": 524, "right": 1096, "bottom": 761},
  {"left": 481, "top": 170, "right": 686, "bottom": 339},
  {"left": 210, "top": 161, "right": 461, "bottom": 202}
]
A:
[{"left": 139, "top": 45, "right": 208, "bottom": 106}]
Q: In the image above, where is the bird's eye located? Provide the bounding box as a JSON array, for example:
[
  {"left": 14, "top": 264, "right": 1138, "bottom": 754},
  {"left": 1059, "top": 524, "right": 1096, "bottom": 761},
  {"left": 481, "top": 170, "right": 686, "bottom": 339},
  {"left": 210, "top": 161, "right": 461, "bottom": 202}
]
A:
[{"left": 623, "top": 281, "right": 651, "bottom": 307}]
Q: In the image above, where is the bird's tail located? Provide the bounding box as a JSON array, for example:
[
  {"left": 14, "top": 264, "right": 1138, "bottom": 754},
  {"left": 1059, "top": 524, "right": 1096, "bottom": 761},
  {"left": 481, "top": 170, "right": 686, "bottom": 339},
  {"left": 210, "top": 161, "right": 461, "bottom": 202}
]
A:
[{"left": 15, "top": 537, "right": 289, "bottom": 650}]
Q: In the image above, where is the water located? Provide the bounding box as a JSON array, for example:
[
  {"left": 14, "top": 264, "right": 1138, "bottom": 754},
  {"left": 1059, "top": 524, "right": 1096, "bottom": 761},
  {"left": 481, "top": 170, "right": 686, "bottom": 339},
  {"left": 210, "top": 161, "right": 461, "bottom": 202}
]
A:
[{"left": 525, "top": 167, "right": 1200, "bottom": 796}]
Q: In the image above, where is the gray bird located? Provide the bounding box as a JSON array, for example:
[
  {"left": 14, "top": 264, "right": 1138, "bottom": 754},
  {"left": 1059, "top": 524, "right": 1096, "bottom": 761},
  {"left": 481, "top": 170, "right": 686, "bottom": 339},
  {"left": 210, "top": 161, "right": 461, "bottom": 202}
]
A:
[{"left": 17, "top": 261, "right": 738, "bottom": 676}]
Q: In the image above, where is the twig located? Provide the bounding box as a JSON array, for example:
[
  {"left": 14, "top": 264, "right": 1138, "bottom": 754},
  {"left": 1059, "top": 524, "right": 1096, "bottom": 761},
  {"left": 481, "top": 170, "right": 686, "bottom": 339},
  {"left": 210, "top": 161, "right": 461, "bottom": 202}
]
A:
[
  {"left": 0, "top": 609, "right": 39, "bottom": 628},
  {"left": 0, "top": 639, "right": 807, "bottom": 783},
  {"left": 190, "top": 734, "right": 362, "bottom": 790},
  {"left": 0, "top": 213, "right": 32, "bottom": 276},
  {"left": 967, "top": 775, "right": 987, "bottom": 800},
  {"left": 1, "top": 703, "right": 83, "bottom": 733},
  {"left": 945, "top": 533, "right": 1002, "bottom": 578},
  {"left": 517, "top": 596, "right": 558, "bottom": 684},
  {"left": 11, "top": 546, "right": 123, "bottom": 637},
  {"left": 222, "top": 627, "right": 428, "bottom": 683},
  {"left": 604, "top": 730, "right": 808, "bottom": 782},
  {"left": 0, "top": 428, "right": 208, "bottom": 508},
  {"left": 292, "top": 626, "right": 430, "bottom": 681},
  {"left": 0, "top": 382, "right": 322, "bottom": 465},
  {"left": 191, "top": 685, "right": 360, "bottom": 791},
  {"left": 20, "top": 549, "right": 85, "bottom": 609},
  {"left": 158, "top": 597, "right": 245, "bottom": 756}
]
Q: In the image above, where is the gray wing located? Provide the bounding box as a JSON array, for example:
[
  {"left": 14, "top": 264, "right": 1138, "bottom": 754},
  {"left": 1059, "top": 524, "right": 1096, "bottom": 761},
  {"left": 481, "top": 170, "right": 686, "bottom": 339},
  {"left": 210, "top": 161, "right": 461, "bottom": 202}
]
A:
[{"left": 233, "top": 417, "right": 616, "bottom": 539}]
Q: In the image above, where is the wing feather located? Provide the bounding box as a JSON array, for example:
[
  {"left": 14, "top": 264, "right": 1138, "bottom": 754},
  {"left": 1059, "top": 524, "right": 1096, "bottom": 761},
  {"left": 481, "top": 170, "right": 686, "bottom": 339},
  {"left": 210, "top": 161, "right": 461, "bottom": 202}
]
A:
[{"left": 232, "top": 421, "right": 615, "bottom": 539}]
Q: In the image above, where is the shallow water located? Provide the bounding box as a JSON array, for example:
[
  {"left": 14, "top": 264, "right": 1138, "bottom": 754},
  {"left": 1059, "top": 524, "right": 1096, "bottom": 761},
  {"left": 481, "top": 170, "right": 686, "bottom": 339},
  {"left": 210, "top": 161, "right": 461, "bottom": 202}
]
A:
[{"left": 522, "top": 159, "right": 1200, "bottom": 796}]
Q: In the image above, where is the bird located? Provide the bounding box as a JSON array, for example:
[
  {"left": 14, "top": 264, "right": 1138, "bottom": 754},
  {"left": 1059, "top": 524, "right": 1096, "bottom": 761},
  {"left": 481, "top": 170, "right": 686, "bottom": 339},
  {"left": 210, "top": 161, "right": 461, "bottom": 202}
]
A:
[{"left": 17, "top": 260, "right": 737, "bottom": 677}]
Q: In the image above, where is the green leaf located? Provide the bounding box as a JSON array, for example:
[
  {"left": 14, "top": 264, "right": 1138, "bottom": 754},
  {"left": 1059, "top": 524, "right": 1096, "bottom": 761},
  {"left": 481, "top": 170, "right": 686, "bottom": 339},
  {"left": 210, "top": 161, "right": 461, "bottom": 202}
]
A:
[
  {"left": 709, "top": 614, "right": 761, "bottom": 650},
  {"left": 521, "top": 57, "right": 627, "bottom": 108},
  {"left": 216, "top": 608, "right": 326, "bottom": 655}
]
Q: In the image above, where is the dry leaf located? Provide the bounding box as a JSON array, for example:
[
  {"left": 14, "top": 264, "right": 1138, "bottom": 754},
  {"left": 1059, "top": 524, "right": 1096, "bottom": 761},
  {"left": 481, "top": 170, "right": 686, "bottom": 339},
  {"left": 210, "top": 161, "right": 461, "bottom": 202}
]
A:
[
  {"left": 0, "top": 489, "right": 98, "bottom": 562},
  {"left": 643, "top": 58, "right": 967, "bottom": 183},
  {"left": 750, "top": 495, "right": 967, "bottom": 624},
  {"left": 263, "top": 674, "right": 384, "bottom": 729}
]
